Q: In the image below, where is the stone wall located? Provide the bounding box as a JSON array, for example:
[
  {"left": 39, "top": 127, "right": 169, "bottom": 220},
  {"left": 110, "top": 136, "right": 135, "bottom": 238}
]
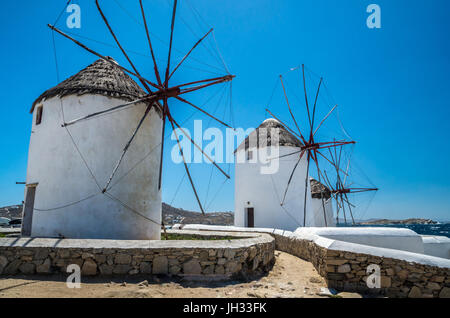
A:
[
  {"left": 0, "top": 230, "right": 275, "bottom": 279},
  {"left": 172, "top": 225, "right": 450, "bottom": 298},
  {"left": 272, "top": 232, "right": 450, "bottom": 298}
]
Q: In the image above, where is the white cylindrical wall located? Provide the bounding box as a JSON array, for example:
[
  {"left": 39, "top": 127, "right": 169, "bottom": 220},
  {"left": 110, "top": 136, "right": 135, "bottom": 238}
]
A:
[
  {"left": 311, "top": 198, "right": 336, "bottom": 227},
  {"left": 234, "top": 146, "right": 315, "bottom": 231},
  {"left": 26, "top": 94, "right": 162, "bottom": 240}
]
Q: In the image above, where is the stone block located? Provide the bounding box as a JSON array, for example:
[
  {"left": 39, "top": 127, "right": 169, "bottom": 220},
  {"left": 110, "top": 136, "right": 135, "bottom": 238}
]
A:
[
  {"left": 82, "top": 253, "right": 95, "bottom": 260},
  {"left": 408, "top": 286, "right": 422, "bottom": 298},
  {"left": 381, "top": 276, "right": 391, "bottom": 288},
  {"left": 0, "top": 255, "right": 7, "bottom": 274},
  {"left": 326, "top": 259, "right": 348, "bottom": 266},
  {"left": 426, "top": 282, "right": 441, "bottom": 290},
  {"left": 183, "top": 259, "right": 202, "bottom": 275},
  {"left": 35, "top": 249, "right": 49, "bottom": 260},
  {"left": 140, "top": 262, "right": 152, "bottom": 274},
  {"left": 113, "top": 265, "right": 131, "bottom": 275},
  {"left": 337, "top": 264, "right": 351, "bottom": 273},
  {"left": 3, "top": 260, "right": 21, "bottom": 275},
  {"left": 431, "top": 276, "right": 445, "bottom": 283},
  {"left": 224, "top": 249, "right": 236, "bottom": 259},
  {"left": 19, "top": 263, "right": 36, "bottom": 275},
  {"left": 114, "top": 254, "right": 132, "bottom": 265},
  {"left": 439, "top": 287, "right": 450, "bottom": 298},
  {"left": 153, "top": 256, "right": 168, "bottom": 275},
  {"left": 169, "top": 265, "right": 181, "bottom": 275},
  {"left": 397, "top": 270, "right": 409, "bottom": 280},
  {"left": 82, "top": 259, "right": 97, "bottom": 276},
  {"left": 36, "top": 258, "right": 52, "bottom": 274},
  {"left": 99, "top": 264, "right": 113, "bottom": 275},
  {"left": 203, "top": 265, "right": 215, "bottom": 275},
  {"left": 215, "top": 265, "right": 225, "bottom": 275}
]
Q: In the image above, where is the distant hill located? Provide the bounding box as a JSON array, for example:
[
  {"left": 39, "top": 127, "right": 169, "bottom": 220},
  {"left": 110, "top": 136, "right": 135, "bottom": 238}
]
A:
[
  {"left": 357, "top": 218, "right": 437, "bottom": 225},
  {"left": 0, "top": 203, "right": 234, "bottom": 226},
  {"left": 0, "top": 205, "right": 22, "bottom": 220},
  {"left": 162, "top": 203, "right": 233, "bottom": 226}
]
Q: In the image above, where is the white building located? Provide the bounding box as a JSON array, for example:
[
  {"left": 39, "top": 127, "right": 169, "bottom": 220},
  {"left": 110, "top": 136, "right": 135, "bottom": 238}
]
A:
[
  {"left": 234, "top": 118, "right": 317, "bottom": 231},
  {"left": 22, "top": 58, "right": 162, "bottom": 240},
  {"left": 310, "top": 178, "right": 336, "bottom": 227}
]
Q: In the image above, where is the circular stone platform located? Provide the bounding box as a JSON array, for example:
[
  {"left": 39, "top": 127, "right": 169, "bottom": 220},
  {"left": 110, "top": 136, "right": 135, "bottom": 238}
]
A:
[{"left": 0, "top": 230, "right": 275, "bottom": 279}]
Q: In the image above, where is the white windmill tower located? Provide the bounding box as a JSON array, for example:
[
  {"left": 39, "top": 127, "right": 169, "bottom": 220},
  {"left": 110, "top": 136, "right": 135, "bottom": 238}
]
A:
[
  {"left": 234, "top": 118, "right": 315, "bottom": 231},
  {"left": 24, "top": 58, "right": 163, "bottom": 240},
  {"left": 310, "top": 178, "right": 336, "bottom": 227},
  {"left": 22, "top": 0, "right": 235, "bottom": 239}
]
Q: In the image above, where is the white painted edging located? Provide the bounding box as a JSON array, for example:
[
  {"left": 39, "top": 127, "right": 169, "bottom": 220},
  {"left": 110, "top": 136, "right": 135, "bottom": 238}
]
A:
[{"left": 173, "top": 224, "right": 450, "bottom": 269}]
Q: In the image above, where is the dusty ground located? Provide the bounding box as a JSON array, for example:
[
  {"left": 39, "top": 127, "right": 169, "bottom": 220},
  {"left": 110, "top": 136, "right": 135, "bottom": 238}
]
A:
[{"left": 0, "top": 251, "right": 362, "bottom": 298}]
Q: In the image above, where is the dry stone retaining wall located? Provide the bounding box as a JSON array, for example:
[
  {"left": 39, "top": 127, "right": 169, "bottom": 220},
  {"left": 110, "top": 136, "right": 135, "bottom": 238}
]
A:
[
  {"left": 173, "top": 225, "right": 450, "bottom": 298},
  {"left": 272, "top": 232, "right": 450, "bottom": 298},
  {"left": 0, "top": 230, "right": 275, "bottom": 279}
]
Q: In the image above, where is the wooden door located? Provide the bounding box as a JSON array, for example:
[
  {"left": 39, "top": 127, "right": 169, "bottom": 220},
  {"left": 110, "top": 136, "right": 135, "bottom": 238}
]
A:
[
  {"left": 21, "top": 185, "right": 37, "bottom": 237},
  {"left": 246, "top": 208, "right": 254, "bottom": 228}
]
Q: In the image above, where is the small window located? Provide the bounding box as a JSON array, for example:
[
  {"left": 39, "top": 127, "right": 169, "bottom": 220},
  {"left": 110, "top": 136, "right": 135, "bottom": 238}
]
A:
[{"left": 36, "top": 106, "right": 43, "bottom": 125}]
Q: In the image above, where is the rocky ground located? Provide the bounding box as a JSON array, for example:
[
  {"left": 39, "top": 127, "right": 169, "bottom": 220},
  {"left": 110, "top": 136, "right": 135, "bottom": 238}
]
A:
[{"left": 0, "top": 251, "right": 362, "bottom": 298}]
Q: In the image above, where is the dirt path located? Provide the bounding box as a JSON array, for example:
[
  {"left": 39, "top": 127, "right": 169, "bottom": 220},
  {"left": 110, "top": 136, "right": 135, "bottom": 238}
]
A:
[{"left": 0, "top": 251, "right": 362, "bottom": 298}]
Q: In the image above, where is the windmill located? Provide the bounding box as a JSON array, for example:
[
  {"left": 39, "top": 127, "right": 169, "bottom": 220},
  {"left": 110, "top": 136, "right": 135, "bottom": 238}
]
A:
[
  {"left": 321, "top": 144, "right": 379, "bottom": 225},
  {"left": 48, "top": 0, "right": 235, "bottom": 217},
  {"left": 266, "top": 64, "right": 355, "bottom": 227}
]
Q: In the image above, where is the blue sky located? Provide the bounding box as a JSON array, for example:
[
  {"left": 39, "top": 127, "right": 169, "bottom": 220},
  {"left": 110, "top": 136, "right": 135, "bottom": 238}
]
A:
[{"left": 0, "top": 0, "right": 449, "bottom": 221}]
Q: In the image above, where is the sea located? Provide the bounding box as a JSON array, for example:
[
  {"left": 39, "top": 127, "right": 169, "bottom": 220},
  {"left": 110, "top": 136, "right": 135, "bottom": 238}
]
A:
[{"left": 338, "top": 223, "right": 450, "bottom": 238}]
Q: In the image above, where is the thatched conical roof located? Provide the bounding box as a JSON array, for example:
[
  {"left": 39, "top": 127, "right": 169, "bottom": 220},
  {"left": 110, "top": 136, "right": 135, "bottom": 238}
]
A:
[
  {"left": 31, "top": 57, "right": 147, "bottom": 113},
  {"left": 310, "top": 178, "right": 332, "bottom": 199},
  {"left": 236, "top": 118, "right": 303, "bottom": 152}
]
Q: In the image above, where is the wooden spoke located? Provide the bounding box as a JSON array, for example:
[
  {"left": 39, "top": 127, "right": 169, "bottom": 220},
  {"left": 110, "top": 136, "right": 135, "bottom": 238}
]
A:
[
  {"left": 165, "top": 0, "right": 178, "bottom": 86},
  {"left": 175, "top": 96, "right": 232, "bottom": 129},
  {"left": 279, "top": 75, "right": 307, "bottom": 144},
  {"left": 265, "top": 108, "right": 305, "bottom": 143},
  {"left": 50, "top": 1, "right": 236, "bottom": 221},
  {"left": 171, "top": 116, "right": 230, "bottom": 179},
  {"left": 169, "top": 114, "right": 205, "bottom": 215},
  {"left": 347, "top": 188, "right": 379, "bottom": 194},
  {"left": 62, "top": 96, "right": 153, "bottom": 127},
  {"left": 311, "top": 77, "right": 323, "bottom": 135},
  {"left": 313, "top": 104, "right": 338, "bottom": 137},
  {"left": 103, "top": 105, "right": 152, "bottom": 192},
  {"left": 139, "top": 0, "right": 162, "bottom": 86},
  {"left": 179, "top": 76, "right": 234, "bottom": 95},
  {"left": 267, "top": 149, "right": 303, "bottom": 162},
  {"left": 303, "top": 152, "right": 311, "bottom": 226},
  {"left": 175, "top": 75, "right": 234, "bottom": 89},
  {"left": 158, "top": 99, "right": 167, "bottom": 190},
  {"left": 323, "top": 170, "right": 335, "bottom": 192},
  {"left": 168, "top": 28, "right": 214, "bottom": 81},
  {"left": 341, "top": 195, "right": 356, "bottom": 208},
  {"left": 343, "top": 192, "right": 356, "bottom": 225},
  {"left": 341, "top": 196, "right": 347, "bottom": 225},
  {"left": 47, "top": 24, "right": 158, "bottom": 91},
  {"left": 343, "top": 157, "right": 351, "bottom": 186},
  {"left": 95, "top": 0, "right": 159, "bottom": 92},
  {"left": 338, "top": 142, "right": 343, "bottom": 172},
  {"left": 316, "top": 150, "right": 349, "bottom": 177},
  {"left": 302, "top": 64, "right": 312, "bottom": 131},
  {"left": 311, "top": 151, "right": 328, "bottom": 227},
  {"left": 281, "top": 150, "right": 306, "bottom": 206}
]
